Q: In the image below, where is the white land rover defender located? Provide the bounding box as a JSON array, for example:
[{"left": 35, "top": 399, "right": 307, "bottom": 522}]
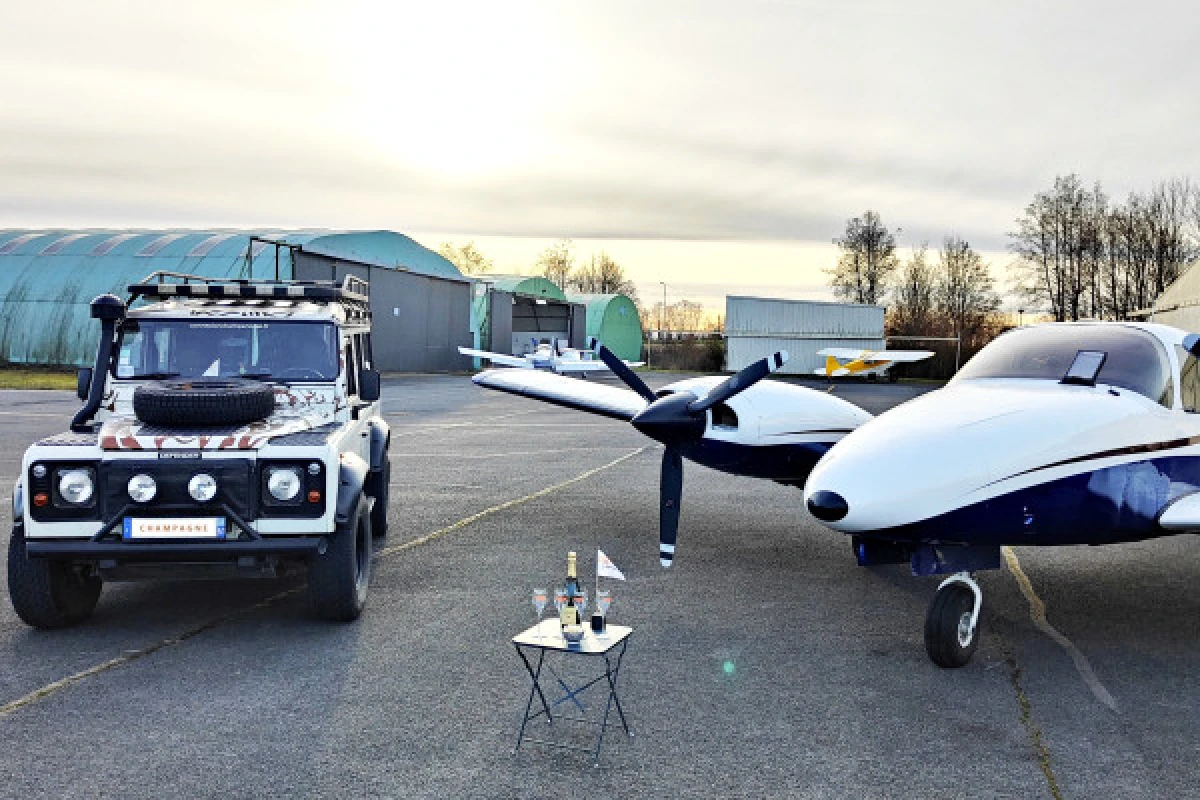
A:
[{"left": 8, "top": 272, "right": 391, "bottom": 627}]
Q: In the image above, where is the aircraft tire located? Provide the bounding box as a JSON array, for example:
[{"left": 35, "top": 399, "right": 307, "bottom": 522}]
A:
[
  {"left": 308, "top": 495, "right": 372, "bottom": 622},
  {"left": 924, "top": 583, "right": 979, "bottom": 668}
]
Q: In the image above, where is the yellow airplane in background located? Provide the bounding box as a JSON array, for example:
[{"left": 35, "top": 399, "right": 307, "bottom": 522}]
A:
[{"left": 815, "top": 348, "right": 934, "bottom": 381}]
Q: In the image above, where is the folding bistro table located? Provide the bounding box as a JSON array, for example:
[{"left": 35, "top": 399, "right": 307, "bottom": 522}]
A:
[{"left": 511, "top": 619, "right": 632, "bottom": 766}]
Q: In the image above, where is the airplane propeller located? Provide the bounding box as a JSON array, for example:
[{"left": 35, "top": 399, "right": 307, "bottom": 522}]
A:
[{"left": 593, "top": 344, "right": 789, "bottom": 567}]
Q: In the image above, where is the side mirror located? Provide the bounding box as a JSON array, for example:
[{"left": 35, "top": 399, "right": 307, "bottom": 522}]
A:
[
  {"left": 359, "top": 369, "right": 381, "bottom": 402},
  {"left": 76, "top": 368, "right": 93, "bottom": 400}
]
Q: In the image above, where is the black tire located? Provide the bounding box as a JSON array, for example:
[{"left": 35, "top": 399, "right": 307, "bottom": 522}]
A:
[
  {"left": 133, "top": 378, "right": 276, "bottom": 427},
  {"left": 308, "top": 495, "right": 372, "bottom": 621},
  {"left": 924, "top": 583, "right": 981, "bottom": 668},
  {"left": 366, "top": 459, "right": 390, "bottom": 539},
  {"left": 8, "top": 525, "right": 102, "bottom": 629}
]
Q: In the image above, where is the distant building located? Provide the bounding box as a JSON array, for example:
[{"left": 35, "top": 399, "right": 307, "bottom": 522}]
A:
[
  {"left": 1144, "top": 258, "right": 1200, "bottom": 330},
  {"left": 724, "top": 295, "right": 884, "bottom": 374},
  {"left": 0, "top": 230, "right": 472, "bottom": 371}
]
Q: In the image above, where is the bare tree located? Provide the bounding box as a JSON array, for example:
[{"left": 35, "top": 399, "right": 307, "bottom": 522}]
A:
[
  {"left": 536, "top": 239, "right": 575, "bottom": 289},
  {"left": 568, "top": 251, "right": 640, "bottom": 304},
  {"left": 638, "top": 299, "right": 706, "bottom": 332},
  {"left": 890, "top": 244, "right": 937, "bottom": 335},
  {"left": 437, "top": 241, "right": 493, "bottom": 275},
  {"left": 827, "top": 210, "right": 898, "bottom": 305},
  {"left": 937, "top": 235, "right": 999, "bottom": 344}
]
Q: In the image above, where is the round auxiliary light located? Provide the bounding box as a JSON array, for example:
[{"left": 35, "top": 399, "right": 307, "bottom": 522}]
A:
[
  {"left": 267, "top": 468, "right": 301, "bottom": 502},
  {"left": 32, "top": 465, "right": 47, "bottom": 479},
  {"left": 127, "top": 473, "right": 157, "bottom": 503},
  {"left": 307, "top": 462, "right": 321, "bottom": 476},
  {"left": 188, "top": 473, "right": 218, "bottom": 503},
  {"left": 59, "top": 469, "right": 95, "bottom": 506}
]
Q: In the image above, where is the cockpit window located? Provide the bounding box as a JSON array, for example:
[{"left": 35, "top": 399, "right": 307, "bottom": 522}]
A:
[{"left": 952, "top": 325, "right": 1173, "bottom": 406}]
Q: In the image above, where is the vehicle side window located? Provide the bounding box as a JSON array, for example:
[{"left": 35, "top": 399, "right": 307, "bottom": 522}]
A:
[
  {"left": 353, "top": 333, "right": 369, "bottom": 372},
  {"left": 1177, "top": 346, "right": 1200, "bottom": 412},
  {"left": 344, "top": 339, "right": 358, "bottom": 396},
  {"left": 357, "top": 333, "right": 374, "bottom": 371}
]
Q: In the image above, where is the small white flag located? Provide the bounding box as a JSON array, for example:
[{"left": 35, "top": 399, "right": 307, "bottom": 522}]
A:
[{"left": 597, "top": 549, "right": 625, "bottom": 581}]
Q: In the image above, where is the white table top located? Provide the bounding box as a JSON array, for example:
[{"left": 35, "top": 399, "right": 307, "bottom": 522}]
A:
[{"left": 512, "top": 618, "right": 631, "bottom": 654}]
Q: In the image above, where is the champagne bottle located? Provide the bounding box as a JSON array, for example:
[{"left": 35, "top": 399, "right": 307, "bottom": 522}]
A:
[{"left": 560, "top": 551, "right": 581, "bottom": 628}]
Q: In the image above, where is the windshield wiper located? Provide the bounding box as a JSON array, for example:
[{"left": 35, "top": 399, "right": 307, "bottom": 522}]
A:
[{"left": 238, "top": 372, "right": 274, "bottom": 380}]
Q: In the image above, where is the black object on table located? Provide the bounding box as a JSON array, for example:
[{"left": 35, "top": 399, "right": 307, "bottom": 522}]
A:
[{"left": 512, "top": 619, "right": 632, "bottom": 766}]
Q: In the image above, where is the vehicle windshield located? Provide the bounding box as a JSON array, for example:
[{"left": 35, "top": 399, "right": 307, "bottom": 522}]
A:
[
  {"left": 951, "top": 324, "right": 1173, "bottom": 405},
  {"left": 115, "top": 319, "right": 340, "bottom": 381}
]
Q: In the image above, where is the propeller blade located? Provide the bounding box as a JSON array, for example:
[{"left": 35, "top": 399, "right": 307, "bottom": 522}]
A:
[
  {"left": 596, "top": 344, "right": 656, "bottom": 402},
  {"left": 687, "top": 350, "right": 789, "bottom": 413},
  {"left": 659, "top": 447, "right": 683, "bottom": 567}
]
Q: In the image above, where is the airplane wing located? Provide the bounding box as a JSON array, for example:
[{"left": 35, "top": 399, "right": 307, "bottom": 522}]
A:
[
  {"left": 816, "top": 348, "right": 867, "bottom": 360},
  {"left": 876, "top": 350, "right": 935, "bottom": 363},
  {"left": 553, "top": 361, "right": 613, "bottom": 373},
  {"left": 472, "top": 368, "right": 647, "bottom": 421},
  {"left": 457, "top": 347, "right": 530, "bottom": 369}
]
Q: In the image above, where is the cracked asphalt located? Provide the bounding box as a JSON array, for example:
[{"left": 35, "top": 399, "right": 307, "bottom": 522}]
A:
[{"left": 0, "top": 375, "right": 1196, "bottom": 798}]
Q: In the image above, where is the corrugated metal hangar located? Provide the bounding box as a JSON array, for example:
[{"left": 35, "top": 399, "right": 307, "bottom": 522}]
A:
[
  {"left": 725, "top": 295, "right": 885, "bottom": 374},
  {"left": 1147, "top": 258, "right": 1200, "bottom": 330},
  {"left": 0, "top": 229, "right": 472, "bottom": 372},
  {"left": 0, "top": 230, "right": 645, "bottom": 373}
]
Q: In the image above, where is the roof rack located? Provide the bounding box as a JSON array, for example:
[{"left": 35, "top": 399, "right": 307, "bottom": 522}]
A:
[{"left": 127, "top": 271, "right": 370, "bottom": 304}]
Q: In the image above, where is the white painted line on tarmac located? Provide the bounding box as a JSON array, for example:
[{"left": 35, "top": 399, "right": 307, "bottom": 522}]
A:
[
  {"left": 1002, "top": 546, "right": 1119, "bottom": 712},
  {"left": 391, "top": 446, "right": 635, "bottom": 459},
  {"left": 0, "top": 446, "right": 647, "bottom": 719},
  {"left": 0, "top": 410, "right": 64, "bottom": 418}
]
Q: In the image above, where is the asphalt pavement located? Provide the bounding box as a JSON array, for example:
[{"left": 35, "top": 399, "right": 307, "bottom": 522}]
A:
[{"left": 0, "top": 375, "right": 1195, "bottom": 798}]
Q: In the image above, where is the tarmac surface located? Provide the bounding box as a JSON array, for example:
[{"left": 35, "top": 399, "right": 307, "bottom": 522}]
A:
[{"left": 0, "top": 375, "right": 1196, "bottom": 799}]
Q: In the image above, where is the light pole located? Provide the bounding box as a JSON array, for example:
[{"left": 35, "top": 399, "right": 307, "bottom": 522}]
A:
[
  {"left": 659, "top": 281, "right": 666, "bottom": 339},
  {"left": 1018, "top": 308, "right": 1025, "bottom": 327}
]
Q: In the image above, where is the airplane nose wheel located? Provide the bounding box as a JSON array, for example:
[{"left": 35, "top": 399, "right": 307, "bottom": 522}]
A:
[{"left": 924, "top": 572, "right": 983, "bottom": 668}]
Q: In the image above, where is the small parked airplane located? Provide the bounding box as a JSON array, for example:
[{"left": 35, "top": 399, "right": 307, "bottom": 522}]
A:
[
  {"left": 814, "top": 347, "right": 934, "bottom": 380},
  {"left": 459, "top": 338, "right": 644, "bottom": 375},
  {"left": 805, "top": 322, "right": 1200, "bottom": 667},
  {"left": 472, "top": 347, "right": 872, "bottom": 566}
]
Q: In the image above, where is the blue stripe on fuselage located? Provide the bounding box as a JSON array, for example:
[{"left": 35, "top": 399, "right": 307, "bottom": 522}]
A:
[
  {"left": 679, "top": 438, "right": 834, "bottom": 484},
  {"left": 869, "top": 454, "right": 1200, "bottom": 547}
]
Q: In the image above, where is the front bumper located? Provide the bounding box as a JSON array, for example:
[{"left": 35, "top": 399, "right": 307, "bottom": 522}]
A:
[{"left": 25, "top": 536, "right": 324, "bottom": 563}]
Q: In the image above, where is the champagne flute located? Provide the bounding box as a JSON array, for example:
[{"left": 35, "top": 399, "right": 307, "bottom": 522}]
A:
[
  {"left": 532, "top": 588, "right": 548, "bottom": 639},
  {"left": 572, "top": 587, "right": 588, "bottom": 617},
  {"left": 553, "top": 588, "right": 567, "bottom": 618},
  {"left": 596, "top": 589, "right": 612, "bottom": 617}
]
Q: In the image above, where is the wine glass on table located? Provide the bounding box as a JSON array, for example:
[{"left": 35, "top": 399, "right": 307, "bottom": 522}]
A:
[
  {"left": 572, "top": 588, "right": 588, "bottom": 618},
  {"left": 532, "top": 588, "right": 548, "bottom": 640}
]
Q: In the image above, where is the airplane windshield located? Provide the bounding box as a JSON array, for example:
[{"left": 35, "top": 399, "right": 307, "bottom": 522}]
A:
[
  {"left": 114, "top": 320, "right": 340, "bottom": 382},
  {"left": 951, "top": 325, "right": 1173, "bottom": 405}
]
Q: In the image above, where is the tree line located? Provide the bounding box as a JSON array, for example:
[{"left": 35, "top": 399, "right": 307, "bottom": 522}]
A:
[
  {"left": 439, "top": 238, "right": 641, "bottom": 303},
  {"left": 827, "top": 174, "right": 1200, "bottom": 359}
]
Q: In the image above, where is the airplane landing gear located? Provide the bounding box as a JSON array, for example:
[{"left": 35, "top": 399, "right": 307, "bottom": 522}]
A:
[{"left": 924, "top": 571, "right": 982, "bottom": 668}]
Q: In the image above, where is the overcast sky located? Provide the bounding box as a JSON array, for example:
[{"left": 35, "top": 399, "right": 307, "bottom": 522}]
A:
[{"left": 1, "top": 1, "right": 1196, "bottom": 305}]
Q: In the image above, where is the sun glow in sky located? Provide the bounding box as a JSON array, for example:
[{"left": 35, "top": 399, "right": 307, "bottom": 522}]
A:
[{"left": 1, "top": 1, "right": 1196, "bottom": 310}]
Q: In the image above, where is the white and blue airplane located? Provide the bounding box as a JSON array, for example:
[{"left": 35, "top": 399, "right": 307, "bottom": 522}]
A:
[
  {"left": 805, "top": 321, "right": 1200, "bottom": 667},
  {"left": 459, "top": 338, "right": 644, "bottom": 375},
  {"left": 474, "top": 323, "right": 1200, "bottom": 668},
  {"left": 472, "top": 347, "right": 872, "bottom": 566}
]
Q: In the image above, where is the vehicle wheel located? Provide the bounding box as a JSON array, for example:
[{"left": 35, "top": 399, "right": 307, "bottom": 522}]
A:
[
  {"left": 924, "top": 583, "right": 980, "bottom": 668},
  {"left": 367, "top": 459, "right": 390, "bottom": 539},
  {"left": 133, "top": 378, "right": 276, "bottom": 427},
  {"left": 867, "top": 372, "right": 878, "bottom": 381},
  {"left": 8, "top": 525, "right": 102, "bottom": 628},
  {"left": 308, "top": 495, "right": 372, "bottom": 621}
]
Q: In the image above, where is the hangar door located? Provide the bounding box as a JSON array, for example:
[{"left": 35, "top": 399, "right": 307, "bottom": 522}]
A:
[{"left": 293, "top": 251, "right": 472, "bottom": 372}]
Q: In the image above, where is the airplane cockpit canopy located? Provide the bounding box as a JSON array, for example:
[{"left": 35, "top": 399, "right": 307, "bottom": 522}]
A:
[{"left": 952, "top": 325, "right": 1173, "bottom": 406}]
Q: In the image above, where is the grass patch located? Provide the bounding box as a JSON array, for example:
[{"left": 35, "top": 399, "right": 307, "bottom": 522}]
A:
[{"left": 0, "top": 366, "right": 78, "bottom": 391}]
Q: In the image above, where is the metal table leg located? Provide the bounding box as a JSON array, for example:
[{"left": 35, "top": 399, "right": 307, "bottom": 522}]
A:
[
  {"left": 592, "top": 638, "right": 631, "bottom": 765},
  {"left": 513, "top": 645, "right": 551, "bottom": 753}
]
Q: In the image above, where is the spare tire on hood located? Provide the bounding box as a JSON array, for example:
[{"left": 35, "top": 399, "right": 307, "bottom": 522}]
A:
[{"left": 133, "top": 378, "right": 277, "bottom": 427}]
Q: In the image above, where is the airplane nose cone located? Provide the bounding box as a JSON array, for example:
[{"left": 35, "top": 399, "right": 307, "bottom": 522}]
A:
[
  {"left": 631, "top": 392, "right": 705, "bottom": 446},
  {"left": 807, "top": 490, "right": 848, "bottom": 522}
]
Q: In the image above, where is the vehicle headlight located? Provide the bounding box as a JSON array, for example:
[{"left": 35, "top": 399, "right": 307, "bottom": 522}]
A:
[
  {"left": 188, "top": 473, "right": 218, "bottom": 503},
  {"left": 127, "top": 474, "right": 157, "bottom": 503},
  {"left": 266, "top": 467, "right": 301, "bottom": 502},
  {"left": 58, "top": 469, "right": 95, "bottom": 506}
]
